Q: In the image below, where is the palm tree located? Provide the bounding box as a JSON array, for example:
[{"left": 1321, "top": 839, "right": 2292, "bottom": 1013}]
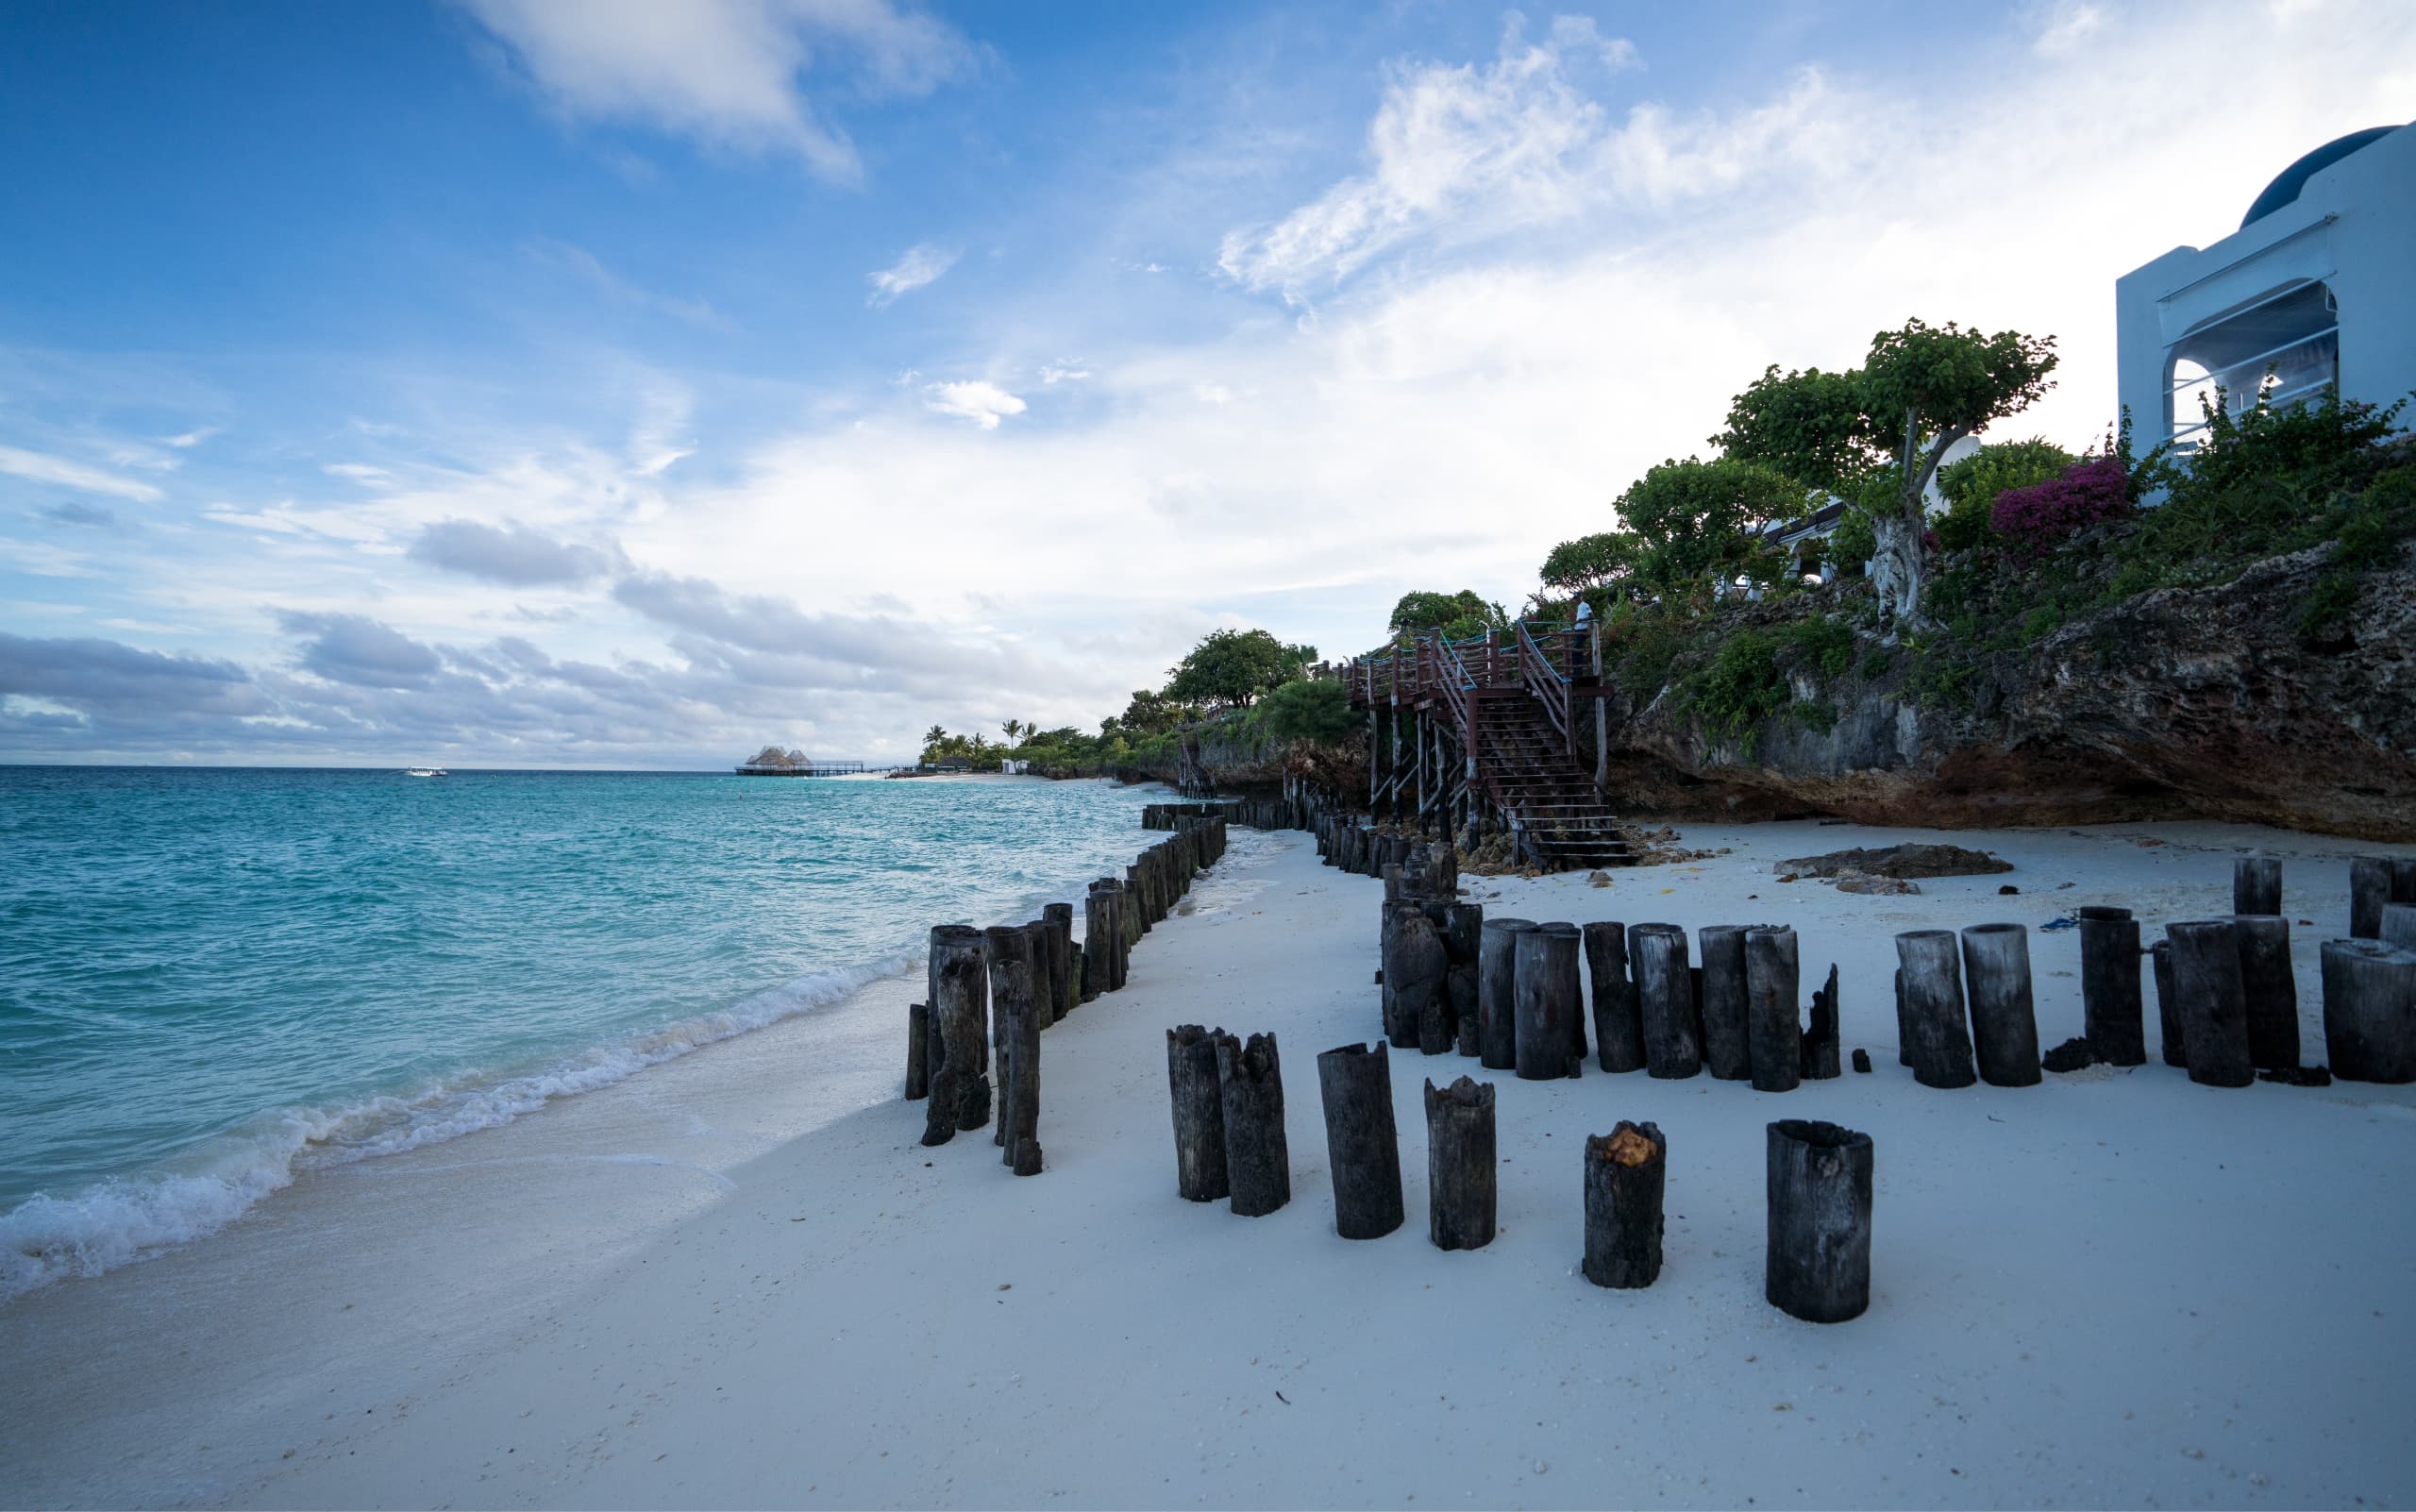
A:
[{"left": 1001, "top": 718, "right": 1024, "bottom": 743}]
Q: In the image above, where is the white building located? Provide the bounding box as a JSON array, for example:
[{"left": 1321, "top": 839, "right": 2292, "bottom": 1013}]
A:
[{"left": 2117, "top": 123, "right": 2416, "bottom": 454}]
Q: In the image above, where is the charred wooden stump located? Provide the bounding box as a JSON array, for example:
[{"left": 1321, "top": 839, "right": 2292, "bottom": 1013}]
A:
[
  {"left": 2077, "top": 906, "right": 2146, "bottom": 1067},
  {"left": 2153, "top": 938, "right": 2184, "bottom": 1067},
  {"left": 1216, "top": 1031, "right": 1290, "bottom": 1217},
  {"left": 922, "top": 925, "right": 991, "bottom": 1144},
  {"left": 1515, "top": 923, "right": 1583, "bottom": 1080},
  {"left": 2168, "top": 920, "right": 2256, "bottom": 1088},
  {"left": 2234, "top": 858, "right": 2282, "bottom": 918},
  {"left": 1697, "top": 925, "right": 1753, "bottom": 1082},
  {"left": 2321, "top": 938, "right": 2416, "bottom": 1084},
  {"left": 1584, "top": 920, "right": 1643, "bottom": 1073},
  {"left": 2231, "top": 915, "right": 2299, "bottom": 1070},
  {"left": 1802, "top": 964, "right": 1842, "bottom": 1081},
  {"left": 1423, "top": 1076, "right": 1496, "bottom": 1251},
  {"left": 1894, "top": 931, "right": 1976, "bottom": 1090},
  {"left": 987, "top": 926, "right": 1042, "bottom": 1170},
  {"left": 1959, "top": 924, "right": 2042, "bottom": 1088},
  {"left": 1043, "top": 902, "right": 1076, "bottom": 1020},
  {"left": 1166, "top": 1024, "right": 1230, "bottom": 1201},
  {"left": 1583, "top": 1121, "right": 1666, "bottom": 1288},
  {"left": 1317, "top": 1042, "right": 1404, "bottom": 1239},
  {"left": 1629, "top": 924, "right": 1701, "bottom": 1080},
  {"left": 1478, "top": 918, "right": 1536, "bottom": 1071},
  {"left": 905, "top": 1002, "right": 931, "bottom": 1100},
  {"left": 1744, "top": 926, "right": 1802, "bottom": 1094},
  {"left": 1765, "top": 1119, "right": 1872, "bottom": 1324}
]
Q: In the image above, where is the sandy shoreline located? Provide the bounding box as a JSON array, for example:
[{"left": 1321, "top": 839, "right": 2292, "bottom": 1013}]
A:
[{"left": 7, "top": 815, "right": 2416, "bottom": 1508}]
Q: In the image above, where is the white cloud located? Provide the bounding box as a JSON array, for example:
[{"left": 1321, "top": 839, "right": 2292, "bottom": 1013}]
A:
[
  {"left": 161, "top": 428, "right": 217, "bottom": 449},
  {"left": 523, "top": 238, "right": 735, "bottom": 330},
  {"left": 0, "top": 444, "right": 166, "bottom": 502},
  {"left": 2032, "top": 1, "right": 2108, "bottom": 55},
  {"left": 324, "top": 463, "right": 394, "bottom": 486},
  {"left": 1192, "top": 382, "right": 1234, "bottom": 405},
  {"left": 457, "top": 0, "right": 974, "bottom": 183},
  {"left": 1040, "top": 362, "right": 1091, "bottom": 385},
  {"left": 923, "top": 379, "right": 1027, "bottom": 429},
  {"left": 866, "top": 242, "right": 960, "bottom": 306}
]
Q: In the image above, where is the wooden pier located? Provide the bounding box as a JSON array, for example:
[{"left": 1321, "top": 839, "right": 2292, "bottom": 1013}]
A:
[{"left": 735, "top": 759, "right": 881, "bottom": 778}]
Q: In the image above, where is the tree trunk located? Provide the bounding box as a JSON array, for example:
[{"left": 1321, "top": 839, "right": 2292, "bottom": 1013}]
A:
[
  {"left": 2234, "top": 859, "right": 2282, "bottom": 918},
  {"left": 1959, "top": 924, "right": 2041, "bottom": 1087},
  {"left": 1316, "top": 1042, "right": 1404, "bottom": 1240},
  {"left": 1696, "top": 925, "right": 1753, "bottom": 1081},
  {"left": 1744, "top": 926, "right": 1801, "bottom": 1094},
  {"left": 1514, "top": 923, "right": 1582, "bottom": 1080},
  {"left": 905, "top": 1002, "right": 931, "bottom": 1100},
  {"left": 2321, "top": 939, "right": 2416, "bottom": 1084},
  {"left": 2231, "top": 915, "right": 2299, "bottom": 1070},
  {"left": 1869, "top": 505, "right": 1929, "bottom": 630},
  {"left": 1423, "top": 1076, "right": 1496, "bottom": 1251},
  {"left": 2077, "top": 907, "right": 2146, "bottom": 1066},
  {"left": 1585, "top": 920, "right": 1643, "bottom": 1073},
  {"left": 1216, "top": 1031, "right": 1290, "bottom": 1218},
  {"left": 1629, "top": 924, "right": 1702, "bottom": 1079},
  {"left": 922, "top": 925, "right": 991, "bottom": 1145},
  {"left": 1583, "top": 1120, "right": 1667, "bottom": 1289},
  {"left": 1765, "top": 1119, "right": 1873, "bottom": 1323},
  {"left": 1166, "top": 1025, "right": 1230, "bottom": 1201},
  {"left": 1477, "top": 918, "right": 1535, "bottom": 1070},
  {"left": 2168, "top": 920, "right": 2255, "bottom": 1088},
  {"left": 1894, "top": 930, "right": 1976, "bottom": 1089}
]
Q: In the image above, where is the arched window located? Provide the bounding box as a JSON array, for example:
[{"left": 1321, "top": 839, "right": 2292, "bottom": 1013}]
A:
[{"left": 2166, "top": 279, "right": 2339, "bottom": 448}]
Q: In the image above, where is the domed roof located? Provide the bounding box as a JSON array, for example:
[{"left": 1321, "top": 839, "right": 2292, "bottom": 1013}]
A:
[{"left": 2240, "top": 125, "right": 2406, "bottom": 229}]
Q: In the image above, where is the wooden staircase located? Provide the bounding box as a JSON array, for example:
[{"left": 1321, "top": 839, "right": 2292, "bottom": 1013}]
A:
[{"left": 1469, "top": 691, "right": 1630, "bottom": 867}]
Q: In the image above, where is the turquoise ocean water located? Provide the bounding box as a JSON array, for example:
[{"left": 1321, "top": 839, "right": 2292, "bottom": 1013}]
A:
[{"left": 0, "top": 766, "right": 1166, "bottom": 1299}]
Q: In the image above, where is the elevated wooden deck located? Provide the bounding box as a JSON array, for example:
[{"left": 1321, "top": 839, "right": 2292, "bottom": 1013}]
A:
[{"left": 735, "top": 760, "right": 879, "bottom": 777}]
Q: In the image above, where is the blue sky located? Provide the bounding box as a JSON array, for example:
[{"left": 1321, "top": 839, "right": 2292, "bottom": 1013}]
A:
[{"left": 3, "top": 0, "right": 2408, "bottom": 765}]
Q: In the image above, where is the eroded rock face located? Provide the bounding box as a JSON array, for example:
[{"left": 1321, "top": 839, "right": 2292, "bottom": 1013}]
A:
[{"left": 1602, "top": 543, "right": 2416, "bottom": 840}]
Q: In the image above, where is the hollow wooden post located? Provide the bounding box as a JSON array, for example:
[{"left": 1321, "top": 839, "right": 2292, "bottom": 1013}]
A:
[
  {"left": 1583, "top": 1121, "right": 1666, "bottom": 1288},
  {"left": 987, "top": 926, "right": 1042, "bottom": 1172},
  {"left": 1697, "top": 925, "right": 1753, "bottom": 1081},
  {"left": 2234, "top": 858, "right": 2282, "bottom": 917},
  {"left": 1216, "top": 1031, "right": 1290, "bottom": 1217},
  {"left": 1765, "top": 1119, "right": 1873, "bottom": 1323},
  {"left": 1166, "top": 1025, "right": 1230, "bottom": 1201},
  {"left": 2167, "top": 920, "right": 2255, "bottom": 1088},
  {"left": 1445, "top": 903, "right": 1485, "bottom": 1057},
  {"left": 1744, "top": 926, "right": 1801, "bottom": 1093},
  {"left": 1894, "top": 931, "right": 1976, "bottom": 1089},
  {"left": 922, "top": 926, "right": 991, "bottom": 1144},
  {"left": 1423, "top": 1076, "right": 1496, "bottom": 1251},
  {"left": 1959, "top": 924, "right": 2042, "bottom": 1088},
  {"left": 2077, "top": 906, "right": 2145, "bottom": 1066},
  {"left": 2153, "top": 938, "right": 2184, "bottom": 1067},
  {"left": 1584, "top": 920, "right": 1642, "bottom": 1072},
  {"left": 2231, "top": 915, "right": 2299, "bottom": 1070},
  {"left": 1802, "top": 965, "right": 1842, "bottom": 1081},
  {"left": 1515, "top": 923, "right": 1582, "bottom": 1080},
  {"left": 1317, "top": 1042, "right": 1404, "bottom": 1240},
  {"left": 2321, "top": 939, "right": 2416, "bottom": 1084},
  {"left": 1478, "top": 918, "right": 1535, "bottom": 1070},
  {"left": 1629, "top": 924, "right": 1701, "bottom": 1079},
  {"left": 1043, "top": 902, "right": 1076, "bottom": 1020}
]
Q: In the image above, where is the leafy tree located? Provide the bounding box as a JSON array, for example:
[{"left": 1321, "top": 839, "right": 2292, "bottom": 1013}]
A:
[
  {"left": 1614, "top": 457, "right": 1804, "bottom": 587},
  {"left": 1164, "top": 628, "right": 1293, "bottom": 708},
  {"left": 1000, "top": 718, "right": 1024, "bottom": 744},
  {"left": 1254, "top": 677, "right": 1357, "bottom": 747},
  {"left": 1387, "top": 590, "right": 1504, "bottom": 636},
  {"left": 1538, "top": 530, "right": 1644, "bottom": 596},
  {"left": 1116, "top": 688, "right": 1196, "bottom": 736}
]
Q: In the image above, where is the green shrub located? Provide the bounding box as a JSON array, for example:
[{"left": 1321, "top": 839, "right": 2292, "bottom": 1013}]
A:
[
  {"left": 1685, "top": 630, "right": 1789, "bottom": 753},
  {"left": 2295, "top": 570, "right": 2361, "bottom": 642},
  {"left": 1858, "top": 647, "right": 1892, "bottom": 680},
  {"left": 1775, "top": 614, "right": 1854, "bottom": 679},
  {"left": 1253, "top": 677, "right": 1358, "bottom": 748},
  {"left": 1936, "top": 438, "right": 2074, "bottom": 552}
]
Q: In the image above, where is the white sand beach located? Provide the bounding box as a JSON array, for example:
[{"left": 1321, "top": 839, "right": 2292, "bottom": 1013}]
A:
[{"left": 7, "top": 816, "right": 2415, "bottom": 1510}]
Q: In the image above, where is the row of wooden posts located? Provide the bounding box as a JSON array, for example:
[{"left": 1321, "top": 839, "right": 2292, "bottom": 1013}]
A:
[{"left": 905, "top": 815, "right": 1232, "bottom": 1172}]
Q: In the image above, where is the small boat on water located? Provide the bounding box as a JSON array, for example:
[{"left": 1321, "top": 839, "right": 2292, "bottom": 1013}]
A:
[{"left": 404, "top": 765, "right": 449, "bottom": 778}]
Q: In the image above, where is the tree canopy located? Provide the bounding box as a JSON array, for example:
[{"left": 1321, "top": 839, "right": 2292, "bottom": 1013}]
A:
[
  {"left": 1387, "top": 589, "right": 1504, "bottom": 636},
  {"left": 1614, "top": 456, "right": 1804, "bottom": 586},
  {"left": 1537, "top": 530, "right": 1644, "bottom": 596},
  {"left": 1163, "top": 628, "right": 1294, "bottom": 708}
]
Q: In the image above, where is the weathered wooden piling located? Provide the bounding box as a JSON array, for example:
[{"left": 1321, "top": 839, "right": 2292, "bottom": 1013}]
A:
[
  {"left": 2234, "top": 857, "right": 2283, "bottom": 917},
  {"left": 1317, "top": 1042, "right": 1404, "bottom": 1240},
  {"left": 2152, "top": 938, "right": 2184, "bottom": 1067},
  {"left": 1697, "top": 925, "right": 1753, "bottom": 1081},
  {"left": 1216, "top": 1031, "right": 1290, "bottom": 1217},
  {"left": 2167, "top": 920, "right": 2255, "bottom": 1088},
  {"left": 1765, "top": 1119, "right": 1873, "bottom": 1323},
  {"left": 1744, "top": 926, "right": 1801, "bottom": 1093},
  {"left": 1423, "top": 1076, "right": 1496, "bottom": 1251},
  {"left": 1478, "top": 918, "right": 1536, "bottom": 1070},
  {"left": 2231, "top": 915, "right": 2299, "bottom": 1070},
  {"left": 1445, "top": 903, "right": 1485, "bottom": 1057},
  {"left": 1387, "top": 903, "right": 1451, "bottom": 1054},
  {"left": 1514, "top": 922, "right": 1583, "bottom": 1079},
  {"left": 2350, "top": 856, "right": 2393, "bottom": 938},
  {"left": 1894, "top": 931, "right": 1976, "bottom": 1089},
  {"left": 1802, "top": 963, "right": 1842, "bottom": 1081},
  {"left": 1583, "top": 1120, "right": 1667, "bottom": 1289},
  {"left": 1081, "top": 886, "right": 1112, "bottom": 1003},
  {"left": 2077, "top": 906, "right": 2146, "bottom": 1066},
  {"left": 905, "top": 1001, "right": 931, "bottom": 1100},
  {"left": 1043, "top": 902, "right": 1076, "bottom": 1020},
  {"left": 1166, "top": 1024, "right": 1230, "bottom": 1201},
  {"left": 2321, "top": 938, "right": 2416, "bottom": 1084},
  {"left": 987, "top": 925, "right": 1042, "bottom": 1173},
  {"left": 922, "top": 925, "right": 991, "bottom": 1144},
  {"left": 2381, "top": 903, "right": 2416, "bottom": 950},
  {"left": 1629, "top": 924, "right": 1701, "bottom": 1079},
  {"left": 1959, "top": 923, "right": 2042, "bottom": 1088},
  {"left": 1584, "top": 920, "right": 1643, "bottom": 1073}
]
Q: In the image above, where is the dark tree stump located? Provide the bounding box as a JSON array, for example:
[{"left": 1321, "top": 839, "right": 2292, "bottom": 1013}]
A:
[
  {"left": 1802, "top": 964, "right": 1842, "bottom": 1080},
  {"left": 1629, "top": 924, "right": 1701, "bottom": 1079},
  {"left": 1514, "top": 923, "right": 1582, "bottom": 1080},
  {"left": 1583, "top": 1121, "right": 1666, "bottom": 1289},
  {"left": 1317, "top": 1043, "right": 1404, "bottom": 1239},
  {"left": 2077, "top": 907, "right": 2146, "bottom": 1066},
  {"left": 1959, "top": 924, "right": 2042, "bottom": 1088},
  {"left": 2321, "top": 938, "right": 2416, "bottom": 1084},
  {"left": 1043, "top": 902, "right": 1076, "bottom": 1020},
  {"left": 1216, "top": 1031, "right": 1290, "bottom": 1217},
  {"left": 1478, "top": 918, "right": 1535, "bottom": 1071},
  {"left": 1765, "top": 1119, "right": 1873, "bottom": 1324},
  {"left": 922, "top": 926, "right": 991, "bottom": 1144},
  {"left": 2153, "top": 938, "right": 2185, "bottom": 1067},
  {"left": 1444, "top": 903, "right": 1485, "bottom": 1057},
  {"left": 1166, "top": 1024, "right": 1230, "bottom": 1201},
  {"left": 1744, "top": 926, "right": 1801, "bottom": 1093},
  {"left": 2231, "top": 915, "right": 2299, "bottom": 1071},
  {"left": 987, "top": 926, "right": 1042, "bottom": 1170},
  {"left": 1894, "top": 931, "right": 1976, "bottom": 1090},
  {"left": 1423, "top": 1076, "right": 1496, "bottom": 1251},
  {"left": 2350, "top": 856, "right": 2392, "bottom": 939},
  {"left": 1584, "top": 920, "right": 1643, "bottom": 1073},
  {"left": 2234, "top": 858, "right": 2282, "bottom": 918},
  {"left": 2168, "top": 920, "right": 2255, "bottom": 1088},
  {"left": 905, "top": 1002, "right": 931, "bottom": 1100},
  {"left": 1697, "top": 925, "right": 1753, "bottom": 1081}
]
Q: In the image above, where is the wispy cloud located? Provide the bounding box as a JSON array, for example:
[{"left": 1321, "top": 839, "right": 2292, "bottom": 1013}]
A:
[
  {"left": 866, "top": 242, "right": 960, "bottom": 307},
  {"left": 0, "top": 444, "right": 166, "bottom": 502},
  {"left": 923, "top": 379, "right": 1026, "bottom": 430},
  {"left": 523, "top": 237, "right": 736, "bottom": 330}
]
